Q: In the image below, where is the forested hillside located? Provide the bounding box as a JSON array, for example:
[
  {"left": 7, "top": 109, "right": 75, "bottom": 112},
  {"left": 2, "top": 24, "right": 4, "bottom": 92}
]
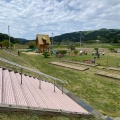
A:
[
  {"left": 0, "top": 33, "right": 19, "bottom": 43},
  {"left": 0, "top": 28, "right": 120, "bottom": 44},
  {"left": 53, "top": 28, "right": 120, "bottom": 44}
]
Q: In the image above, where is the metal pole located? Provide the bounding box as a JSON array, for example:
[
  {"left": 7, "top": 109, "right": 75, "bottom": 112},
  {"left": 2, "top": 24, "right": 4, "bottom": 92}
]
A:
[
  {"left": 21, "top": 68, "right": 22, "bottom": 85},
  {"left": 107, "top": 52, "right": 109, "bottom": 66},
  {"left": 54, "top": 79, "right": 55, "bottom": 92},
  {"left": 39, "top": 76, "right": 41, "bottom": 89},
  {"left": 62, "top": 83, "right": 63, "bottom": 94},
  {"left": 115, "top": 52, "right": 117, "bottom": 67},
  {"left": 8, "top": 26, "right": 11, "bottom": 49}
]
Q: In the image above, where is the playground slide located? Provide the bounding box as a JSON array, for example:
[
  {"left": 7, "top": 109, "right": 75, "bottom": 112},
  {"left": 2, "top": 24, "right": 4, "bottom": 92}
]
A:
[{"left": 51, "top": 49, "right": 56, "bottom": 55}]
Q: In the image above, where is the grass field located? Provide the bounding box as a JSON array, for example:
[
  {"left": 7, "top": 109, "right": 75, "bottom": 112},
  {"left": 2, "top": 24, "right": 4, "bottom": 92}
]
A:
[{"left": 0, "top": 46, "right": 120, "bottom": 119}]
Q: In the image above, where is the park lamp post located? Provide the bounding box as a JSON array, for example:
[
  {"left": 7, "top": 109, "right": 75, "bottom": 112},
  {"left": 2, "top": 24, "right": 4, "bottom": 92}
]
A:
[{"left": 8, "top": 25, "right": 11, "bottom": 49}]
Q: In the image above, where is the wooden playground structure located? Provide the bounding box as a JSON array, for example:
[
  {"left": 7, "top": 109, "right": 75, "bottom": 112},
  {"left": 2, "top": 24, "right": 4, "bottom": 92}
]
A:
[{"left": 36, "top": 34, "right": 51, "bottom": 53}]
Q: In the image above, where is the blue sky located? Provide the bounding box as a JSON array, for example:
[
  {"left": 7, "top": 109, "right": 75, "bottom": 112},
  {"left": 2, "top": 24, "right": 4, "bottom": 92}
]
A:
[{"left": 0, "top": 0, "right": 120, "bottom": 40}]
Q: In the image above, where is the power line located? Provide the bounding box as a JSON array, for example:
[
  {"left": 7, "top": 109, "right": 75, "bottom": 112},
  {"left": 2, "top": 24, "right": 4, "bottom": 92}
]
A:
[
  {"left": 10, "top": 26, "right": 27, "bottom": 31},
  {"left": 0, "top": 24, "right": 31, "bottom": 32}
]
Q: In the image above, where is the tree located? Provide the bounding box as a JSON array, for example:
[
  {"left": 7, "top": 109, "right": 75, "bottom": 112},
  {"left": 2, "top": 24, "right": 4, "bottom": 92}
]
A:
[
  {"left": 112, "top": 36, "right": 118, "bottom": 43},
  {"left": 67, "top": 45, "right": 75, "bottom": 51},
  {"left": 2, "top": 40, "right": 13, "bottom": 49},
  {"left": 27, "top": 41, "right": 36, "bottom": 49}
]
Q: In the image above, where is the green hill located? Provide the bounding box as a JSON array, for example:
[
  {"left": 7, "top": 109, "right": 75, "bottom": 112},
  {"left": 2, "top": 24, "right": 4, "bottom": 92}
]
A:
[
  {"left": 52, "top": 28, "right": 120, "bottom": 43},
  {"left": 0, "top": 28, "right": 120, "bottom": 45},
  {"left": 0, "top": 33, "right": 19, "bottom": 44}
]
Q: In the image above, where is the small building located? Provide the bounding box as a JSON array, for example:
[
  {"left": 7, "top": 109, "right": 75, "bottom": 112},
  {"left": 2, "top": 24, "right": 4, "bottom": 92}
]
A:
[{"left": 36, "top": 34, "right": 51, "bottom": 53}]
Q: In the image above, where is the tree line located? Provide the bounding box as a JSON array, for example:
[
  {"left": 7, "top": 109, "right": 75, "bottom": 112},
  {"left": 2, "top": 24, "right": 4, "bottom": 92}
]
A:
[
  {"left": 52, "top": 28, "right": 120, "bottom": 44},
  {"left": 0, "top": 28, "right": 120, "bottom": 49}
]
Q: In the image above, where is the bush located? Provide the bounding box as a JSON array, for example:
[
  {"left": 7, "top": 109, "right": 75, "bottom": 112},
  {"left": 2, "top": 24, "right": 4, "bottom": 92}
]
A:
[
  {"left": 94, "top": 47, "right": 98, "bottom": 51},
  {"left": 42, "top": 51, "right": 50, "bottom": 58},
  {"left": 74, "top": 50, "right": 78, "bottom": 55},
  {"left": 56, "top": 50, "right": 67, "bottom": 55},
  {"left": 67, "top": 45, "right": 75, "bottom": 50},
  {"left": 2, "top": 40, "right": 13, "bottom": 49},
  {"left": 27, "top": 41, "right": 36, "bottom": 49},
  {"left": 109, "top": 47, "right": 115, "bottom": 52}
]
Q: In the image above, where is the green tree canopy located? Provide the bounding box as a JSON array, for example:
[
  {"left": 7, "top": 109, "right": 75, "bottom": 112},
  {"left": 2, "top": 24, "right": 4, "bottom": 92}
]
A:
[
  {"left": 26, "top": 41, "right": 36, "bottom": 49},
  {"left": 2, "top": 40, "right": 13, "bottom": 48}
]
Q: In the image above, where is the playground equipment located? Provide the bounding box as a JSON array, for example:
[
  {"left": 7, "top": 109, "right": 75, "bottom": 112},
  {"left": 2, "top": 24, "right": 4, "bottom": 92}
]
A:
[
  {"left": 51, "top": 49, "right": 56, "bottom": 55},
  {"left": 36, "top": 34, "right": 51, "bottom": 53},
  {"left": 79, "top": 50, "right": 87, "bottom": 55}
]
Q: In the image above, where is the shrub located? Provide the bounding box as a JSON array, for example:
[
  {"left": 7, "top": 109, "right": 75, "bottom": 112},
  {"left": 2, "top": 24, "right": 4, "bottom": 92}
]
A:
[
  {"left": 94, "top": 47, "right": 98, "bottom": 51},
  {"left": 74, "top": 50, "right": 78, "bottom": 55},
  {"left": 42, "top": 51, "right": 50, "bottom": 58},
  {"left": 109, "top": 47, "right": 115, "bottom": 52},
  {"left": 56, "top": 50, "right": 67, "bottom": 55},
  {"left": 27, "top": 41, "right": 36, "bottom": 49},
  {"left": 2, "top": 40, "right": 13, "bottom": 49},
  {"left": 67, "top": 45, "right": 75, "bottom": 50}
]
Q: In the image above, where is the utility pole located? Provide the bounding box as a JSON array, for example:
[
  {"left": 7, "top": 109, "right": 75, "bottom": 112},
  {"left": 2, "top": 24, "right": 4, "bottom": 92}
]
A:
[
  {"left": 80, "top": 31, "right": 81, "bottom": 48},
  {"left": 8, "top": 26, "right": 10, "bottom": 49}
]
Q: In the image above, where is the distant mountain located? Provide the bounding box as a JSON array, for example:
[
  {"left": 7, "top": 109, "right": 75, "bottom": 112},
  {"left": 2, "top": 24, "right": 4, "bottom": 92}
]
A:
[
  {"left": 52, "top": 28, "right": 120, "bottom": 43},
  {"left": 0, "top": 28, "right": 120, "bottom": 44},
  {"left": 0, "top": 32, "right": 32, "bottom": 44},
  {"left": 17, "top": 38, "right": 29, "bottom": 44}
]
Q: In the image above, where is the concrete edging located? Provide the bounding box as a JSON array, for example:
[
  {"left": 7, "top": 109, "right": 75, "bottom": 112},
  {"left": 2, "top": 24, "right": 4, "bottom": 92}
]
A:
[{"left": 0, "top": 104, "right": 91, "bottom": 117}]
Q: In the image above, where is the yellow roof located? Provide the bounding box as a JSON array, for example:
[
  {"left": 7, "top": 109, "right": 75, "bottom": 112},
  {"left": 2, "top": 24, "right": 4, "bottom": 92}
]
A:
[{"left": 36, "top": 34, "right": 51, "bottom": 45}]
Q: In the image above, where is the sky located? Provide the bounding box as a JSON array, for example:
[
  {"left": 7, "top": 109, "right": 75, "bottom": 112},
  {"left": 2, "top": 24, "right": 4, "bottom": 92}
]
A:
[{"left": 0, "top": 0, "right": 120, "bottom": 40}]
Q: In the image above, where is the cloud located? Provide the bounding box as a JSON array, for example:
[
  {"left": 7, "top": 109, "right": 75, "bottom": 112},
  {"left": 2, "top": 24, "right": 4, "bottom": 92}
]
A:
[{"left": 0, "top": 0, "right": 120, "bottom": 39}]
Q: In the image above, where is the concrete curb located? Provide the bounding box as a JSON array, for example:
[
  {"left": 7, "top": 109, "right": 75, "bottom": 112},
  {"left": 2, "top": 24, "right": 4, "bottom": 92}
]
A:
[{"left": 0, "top": 103, "right": 91, "bottom": 117}]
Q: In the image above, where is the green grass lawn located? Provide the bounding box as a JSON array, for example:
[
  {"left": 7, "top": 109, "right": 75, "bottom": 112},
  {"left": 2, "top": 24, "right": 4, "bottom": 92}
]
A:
[
  {"left": 0, "top": 48, "right": 120, "bottom": 119},
  {"left": 0, "top": 112, "right": 97, "bottom": 120}
]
